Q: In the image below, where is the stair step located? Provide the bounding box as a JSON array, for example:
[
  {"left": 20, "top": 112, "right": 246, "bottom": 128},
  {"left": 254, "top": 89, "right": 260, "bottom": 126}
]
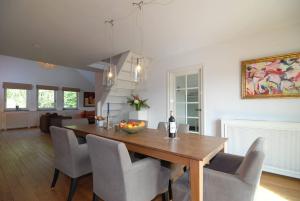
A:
[
  {"left": 109, "top": 88, "right": 132, "bottom": 97},
  {"left": 119, "top": 70, "right": 132, "bottom": 75},
  {"left": 117, "top": 71, "right": 134, "bottom": 82},
  {"left": 122, "top": 61, "right": 133, "bottom": 72},
  {"left": 102, "top": 110, "right": 120, "bottom": 116},
  {"left": 102, "top": 104, "right": 123, "bottom": 111},
  {"left": 112, "top": 82, "right": 136, "bottom": 90},
  {"left": 106, "top": 96, "right": 127, "bottom": 104},
  {"left": 118, "top": 71, "right": 134, "bottom": 81},
  {"left": 117, "top": 78, "right": 137, "bottom": 83}
]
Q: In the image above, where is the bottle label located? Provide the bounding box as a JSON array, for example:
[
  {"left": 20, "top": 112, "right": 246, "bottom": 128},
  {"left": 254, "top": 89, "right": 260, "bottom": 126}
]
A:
[{"left": 170, "top": 122, "right": 176, "bottom": 134}]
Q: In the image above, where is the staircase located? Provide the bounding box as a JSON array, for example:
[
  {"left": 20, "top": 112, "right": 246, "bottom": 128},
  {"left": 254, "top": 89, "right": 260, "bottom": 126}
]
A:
[{"left": 100, "top": 51, "right": 145, "bottom": 124}]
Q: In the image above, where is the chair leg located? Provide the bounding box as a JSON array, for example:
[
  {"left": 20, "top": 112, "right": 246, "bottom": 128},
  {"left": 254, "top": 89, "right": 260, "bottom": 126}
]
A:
[
  {"left": 92, "top": 193, "right": 99, "bottom": 201},
  {"left": 162, "top": 191, "right": 169, "bottom": 201},
  {"left": 168, "top": 180, "right": 173, "bottom": 200},
  {"left": 51, "top": 168, "right": 60, "bottom": 189},
  {"left": 67, "top": 178, "right": 78, "bottom": 201}
]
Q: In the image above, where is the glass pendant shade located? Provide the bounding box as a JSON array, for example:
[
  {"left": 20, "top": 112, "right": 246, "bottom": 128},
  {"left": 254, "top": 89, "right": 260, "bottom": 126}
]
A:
[
  {"left": 133, "top": 57, "right": 144, "bottom": 83},
  {"left": 103, "top": 64, "right": 117, "bottom": 87}
]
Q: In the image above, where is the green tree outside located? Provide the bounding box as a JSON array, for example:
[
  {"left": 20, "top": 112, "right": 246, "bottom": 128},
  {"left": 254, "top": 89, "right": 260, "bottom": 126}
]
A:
[
  {"left": 38, "top": 89, "right": 55, "bottom": 109},
  {"left": 64, "top": 91, "right": 78, "bottom": 109},
  {"left": 6, "top": 89, "right": 27, "bottom": 109}
]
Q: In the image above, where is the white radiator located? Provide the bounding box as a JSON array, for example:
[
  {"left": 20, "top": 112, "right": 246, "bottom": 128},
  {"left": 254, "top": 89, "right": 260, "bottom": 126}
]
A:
[
  {"left": 221, "top": 119, "right": 300, "bottom": 179},
  {"left": 0, "top": 110, "right": 85, "bottom": 130},
  {"left": 3, "top": 111, "right": 36, "bottom": 129}
]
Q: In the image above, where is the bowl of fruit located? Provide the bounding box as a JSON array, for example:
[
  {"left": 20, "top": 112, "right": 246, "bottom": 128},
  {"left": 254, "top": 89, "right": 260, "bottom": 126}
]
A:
[{"left": 119, "top": 120, "right": 146, "bottom": 134}]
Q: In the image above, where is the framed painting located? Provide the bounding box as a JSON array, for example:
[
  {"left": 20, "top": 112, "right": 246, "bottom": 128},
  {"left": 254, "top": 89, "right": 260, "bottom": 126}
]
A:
[
  {"left": 83, "top": 92, "right": 95, "bottom": 107},
  {"left": 241, "top": 52, "right": 300, "bottom": 99}
]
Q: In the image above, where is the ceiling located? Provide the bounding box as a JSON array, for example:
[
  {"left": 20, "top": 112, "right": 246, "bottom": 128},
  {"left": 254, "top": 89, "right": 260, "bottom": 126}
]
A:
[{"left": 0, "top": 0, "right": 300, "bottom": 69}]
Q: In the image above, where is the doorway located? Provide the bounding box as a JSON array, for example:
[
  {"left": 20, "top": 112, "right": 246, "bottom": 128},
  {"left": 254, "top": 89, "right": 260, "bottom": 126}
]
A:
[{"left": 167, "top": 65, "right": 204, "bottom": 134}]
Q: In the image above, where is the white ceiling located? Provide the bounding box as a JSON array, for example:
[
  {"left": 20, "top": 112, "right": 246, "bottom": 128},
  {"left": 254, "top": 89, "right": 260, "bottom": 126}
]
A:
[{"left": 0, "top": 0, "right": 299, "bottom": 69}]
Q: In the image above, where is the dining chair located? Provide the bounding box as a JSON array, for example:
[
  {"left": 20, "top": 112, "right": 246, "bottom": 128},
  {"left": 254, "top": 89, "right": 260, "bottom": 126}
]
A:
[
  {"left": 156, "top": 122, "right": 189, "bottom": 200},
  {"left": 177, "top": 124, "right": 189, "bottom": 134},
  {"left": 157, "top": 122, "right": 168, "bottom": 132},
  {"left": 62, "top": 118, "right": 89, "bottom": 144},
  {"left": 167, "top": 123, "right": 189, "bottom": 199},
  {"left": 49, "top": 126, "right": 92, "bottom": 201},
  {"left": 172, "top": 137, "right": 265, "bottom": 201},
  {"left": 86, "top": 134, "right": 170, "bottom": 201}
]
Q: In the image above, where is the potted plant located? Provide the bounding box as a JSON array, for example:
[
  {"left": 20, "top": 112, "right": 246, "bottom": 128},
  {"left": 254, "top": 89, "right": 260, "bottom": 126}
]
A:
[
  {"left": 127, "top": 95, "right": 150, "bottom": 121},
  {"left": 127, "top": 95, "right": 150, "bottom": 111}
]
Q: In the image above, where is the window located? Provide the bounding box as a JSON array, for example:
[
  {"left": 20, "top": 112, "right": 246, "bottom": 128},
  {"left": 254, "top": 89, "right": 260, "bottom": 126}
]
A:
[
  {"left": 5, "top": 88, "right": 28, "bottom": 110},
  {"left": 63, "top": 91, "right": 78, "bottom": 109},
  {"left": 38, "top": 89, "right": 56, "bottom": 110},
  {"left": 3, "top": 82, "right": 32, "bottom": 111}
]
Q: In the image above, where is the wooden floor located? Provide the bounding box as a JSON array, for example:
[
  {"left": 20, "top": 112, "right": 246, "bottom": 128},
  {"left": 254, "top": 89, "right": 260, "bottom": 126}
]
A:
[{"left": 0, "top": 128, "right": 299, "bottom": 201}]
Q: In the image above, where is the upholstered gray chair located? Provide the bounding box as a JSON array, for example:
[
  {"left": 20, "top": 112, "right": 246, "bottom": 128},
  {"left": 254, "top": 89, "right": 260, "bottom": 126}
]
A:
[
  {"left": 86, "top": 134, "right": 170, "bottom": 201},
  {"left": 61, "top": 118, "right": 89, "bottom": 127},
  {"left": 62, "top": 118, "right": 89, "bottom": 144},
  {"left": 157, "top": 122, "right": 189, "bottom": 200},
  {"left": 177, "top": 124, "right": 189, "bottom": 134},
  {"left": 50, "top": 126, "right": 92, "bottom": 201},
  {"left": 172, "top": 137, "right": 265, "bottom": 201},
  {"left": 157, "top": 122, "right": 168, "bottom": 132}
]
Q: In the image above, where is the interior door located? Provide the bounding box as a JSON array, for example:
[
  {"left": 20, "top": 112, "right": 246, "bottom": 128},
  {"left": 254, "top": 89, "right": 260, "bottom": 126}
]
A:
[{"left": 168, "top": 67, "right": 202, "bottom": 134}]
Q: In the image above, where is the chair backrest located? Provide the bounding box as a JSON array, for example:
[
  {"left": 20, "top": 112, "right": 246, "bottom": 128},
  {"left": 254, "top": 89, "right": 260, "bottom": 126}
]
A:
[
  {"left": 61, "top": 118, "right": 89, "bottom": 127},
  {"left": 236, "top": 137, "right": 265, "bottom": 186},
  {"left": 86, "top": 135, "right": 132, "bottom": 201},
  {"left": 245, "top": 137, "right": 264, "bottom": 156},
  {"left": 157, "top": 122, "right": 168, "bottom": 132},
  {"left": 50, "top": 126, "right": 79, "bottom": 177},
  {"left": 177, "top": 124, "right": 189, "bottom": 134}
]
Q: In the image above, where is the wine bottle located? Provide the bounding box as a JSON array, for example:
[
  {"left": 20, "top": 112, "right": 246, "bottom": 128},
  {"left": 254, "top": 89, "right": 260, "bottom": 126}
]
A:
[{"left": 168, "top": 111, "right": 176, "bottom": 138}]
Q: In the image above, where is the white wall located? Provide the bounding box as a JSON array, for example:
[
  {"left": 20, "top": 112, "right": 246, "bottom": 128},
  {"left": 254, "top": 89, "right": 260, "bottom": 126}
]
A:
[
  {"left": 139, "top": 24, "right": 300, "bottom": 136},
  {"left": 0, "top": 55, "right": 95, "bottom": 129}
]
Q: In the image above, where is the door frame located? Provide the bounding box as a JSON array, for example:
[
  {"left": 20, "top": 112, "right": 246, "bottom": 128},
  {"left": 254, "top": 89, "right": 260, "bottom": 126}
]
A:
[{"left": 167, "top": 64, "right": 205, "bottom": 135}]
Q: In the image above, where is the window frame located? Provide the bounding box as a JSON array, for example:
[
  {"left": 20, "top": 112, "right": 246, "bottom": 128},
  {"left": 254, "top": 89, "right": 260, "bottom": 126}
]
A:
[
  {"left": 4, "top": 88, "right": 29, "bottom": 111},
  {"left": 63, "top": 90, "right": 79, "bottom": 110},
  {"left": 37, "top": 88, "right": 57, "bottom": 111}
]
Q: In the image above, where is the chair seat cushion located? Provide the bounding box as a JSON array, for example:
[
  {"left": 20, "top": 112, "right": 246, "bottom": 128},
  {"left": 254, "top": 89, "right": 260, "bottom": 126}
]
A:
[{"left": 206, "top": 153, "right": 244, "bottom": 174}]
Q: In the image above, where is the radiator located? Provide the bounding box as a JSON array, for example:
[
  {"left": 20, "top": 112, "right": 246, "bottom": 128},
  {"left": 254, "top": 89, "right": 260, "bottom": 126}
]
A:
[
  {"left": 3, "top": 111, "right": 37, "bottom": 129},
  {"left": 0, "top": 110, "right": 85, "bottom": 130},
  {"left": 221, "top": 119, "right": 300, "bottom": 179}
]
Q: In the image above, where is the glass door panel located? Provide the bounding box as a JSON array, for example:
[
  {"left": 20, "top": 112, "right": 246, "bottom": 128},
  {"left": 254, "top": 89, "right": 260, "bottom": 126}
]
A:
[
  {"left": 187, "top": 74, "right": 198, "bottom": 88},
  {"left": 177, "top": 117, "right": 186, "bottom": 124},
  {"left": 187, "top": 103, "right": 199, "bottom": 117},
  {"left": 176, "top": 90, "right": 186, "bottom": 102},
  {"left": 187, "top": 89, "right": 198, "bottom": 102},
  {"left": 173, "top": 71, "right": 201, "bottom": 134},
  {"left": 176, "top": 103, "right": 186, "bottom": 117},
  {"left": 176, "top": 75, "right": 186, "bottom": 89},
  {"left": 187, "top": 118, "right": 199, "bottom": 132}
]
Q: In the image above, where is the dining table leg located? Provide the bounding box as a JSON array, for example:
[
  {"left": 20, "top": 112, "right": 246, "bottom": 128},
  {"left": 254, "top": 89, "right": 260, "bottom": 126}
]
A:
[{"left": 189, "top": 159, "right": 204, "bottom": 201}]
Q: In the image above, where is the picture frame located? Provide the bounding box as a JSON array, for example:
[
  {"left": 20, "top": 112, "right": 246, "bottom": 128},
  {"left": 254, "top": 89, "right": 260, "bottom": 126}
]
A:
[
  {"left": 83, "top": 92, "right": 95, "bottom": 107},
  {"left": 241, "top": 52, "right": 300, "bottom": 99}
]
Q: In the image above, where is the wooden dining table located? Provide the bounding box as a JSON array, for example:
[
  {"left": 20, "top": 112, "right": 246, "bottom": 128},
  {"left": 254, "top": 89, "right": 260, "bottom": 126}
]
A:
[{"left": 64, "top": 124, "right": 227, "bottom": 201}]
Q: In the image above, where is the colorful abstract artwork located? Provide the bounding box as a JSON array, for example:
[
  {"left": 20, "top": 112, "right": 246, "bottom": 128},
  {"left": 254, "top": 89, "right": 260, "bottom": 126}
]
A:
[{"left": 241, "top": 52, "right": 300, "bottom": 98}]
